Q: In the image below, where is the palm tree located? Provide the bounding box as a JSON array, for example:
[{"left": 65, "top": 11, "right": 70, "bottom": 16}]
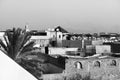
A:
[
  {"left": 0, "top": 28, "right": 66, "bottom": 79},
  {"left": 0, "top": 28, "right": 43, "bottom": 78},
  {"left": 0, "top": 28, "right": 35, "bottom": 62}
]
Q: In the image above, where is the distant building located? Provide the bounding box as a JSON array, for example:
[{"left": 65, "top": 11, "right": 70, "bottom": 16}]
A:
[
  {"left": 45, "top": 26, "right": 69, "bottom": 47},
  {"left": 46, "top": 28, "right": 57, "bottom": 47},
  {"left": 30, "top": 30, "right": 50, "bottom": 47},
  {"left": 54, "top": 26, "right": 69, "bottom": 47}
]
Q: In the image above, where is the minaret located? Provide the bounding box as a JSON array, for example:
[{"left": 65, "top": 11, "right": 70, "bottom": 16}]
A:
[{"left": 25, "top": 24, "right": 29, "bottom": 32}]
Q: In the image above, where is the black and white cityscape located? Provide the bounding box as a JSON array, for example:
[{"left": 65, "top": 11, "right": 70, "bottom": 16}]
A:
[{"left": 0, "top": 0, "right": 120, "bottom": 80}]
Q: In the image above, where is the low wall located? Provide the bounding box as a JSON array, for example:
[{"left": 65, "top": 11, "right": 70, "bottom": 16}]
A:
[{"left": 42, "top": 73, "right": 65, "bottom": 80}]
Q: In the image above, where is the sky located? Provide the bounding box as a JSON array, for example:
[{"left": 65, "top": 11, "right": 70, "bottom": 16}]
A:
[{"left": 0, "top": 0, "right": 120, "bottom": 33}]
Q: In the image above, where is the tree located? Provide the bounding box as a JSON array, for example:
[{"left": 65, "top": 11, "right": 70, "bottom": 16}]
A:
[
  {"left": 0, "top": 28, "right": 35, "bottom": 61},
  {"left": 0, "top": 28, "right": 65, "bottom": 79},
  {"left": 0, "top": 28, "right": 43, "bottom": 78}
]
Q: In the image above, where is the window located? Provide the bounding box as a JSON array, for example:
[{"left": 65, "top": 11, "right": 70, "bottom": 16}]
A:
[
  {"left": 59, "top": 35, "right": 61, "bottom": 38},
  {"left": 56, "top": 28, "right": 59, "bottom": 31},
  {"left": 74, "top": 61, "right": 83, "bottom": 69},
  {"left": 110, "top": 60, "right": 116, "bottom": 66},
  {"left": 94, "top": 61, "right": 100, "bottom": 67}
]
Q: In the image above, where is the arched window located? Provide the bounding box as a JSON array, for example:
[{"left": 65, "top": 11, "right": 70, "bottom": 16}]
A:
[
  {"left": 94, "top": 61, "right": 100, "bottom": 67},
  {"left": 110, "top": 60, "right": 116, "bottom": 66},
  {"left": 74, "top": 61, "right": 83, "bottom": 69},
  {"left": 59, "top": 35, "right": 61, "bottom": 38}
]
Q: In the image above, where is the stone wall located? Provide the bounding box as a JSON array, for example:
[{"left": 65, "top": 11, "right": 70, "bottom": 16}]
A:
[
  {"left": 42, "top": 57, "right": 120, "bottom": 80},
  {"left": 42, "top": 74, "right": 65, "bottom": 80},
  {"left": 65, "top": 57, "right": 120, "bottom": 80}
]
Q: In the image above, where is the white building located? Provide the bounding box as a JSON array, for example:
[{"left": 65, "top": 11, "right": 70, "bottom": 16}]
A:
[
  {"left": 45, "top": 26, "right": 69, "bottom": 47},
  {"left": 54, "top": 26, "right": 69, "bottom": 47},
  {"left": 30, "top": 31, "right": 50, "bottom": 47}
]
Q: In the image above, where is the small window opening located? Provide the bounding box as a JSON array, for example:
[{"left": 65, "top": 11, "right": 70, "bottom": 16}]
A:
[
  {"left": 74, "top": 62, "right": 83, "bottom": 69},
  {"left": 110, "top": 60, "right": 116, "bottom": 66},
  {"left": 59, "top": 35, "right": 61, "bottom": 38},
  {"left": 94, "top": 61, "right": 100, "bottom": 67}
]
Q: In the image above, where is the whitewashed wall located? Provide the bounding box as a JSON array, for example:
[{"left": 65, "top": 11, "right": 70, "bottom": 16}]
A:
[
  {"left": 92, "top": 40, "right": 103, "bottom": 45},
  {"left": 56, "top": 32, "right": 63, "bottom": 47},
  {"left": 31, "top": 36, "right": 50, "bottom": 47},
  {"left": 0, "top": 50, "right": 37, "bottom": 80},
  {"left": 49, "top": 47, "right": 78, "bottom": 55},
  {"left": 95, "top": 45, "right": 111, "bottom": 54}
]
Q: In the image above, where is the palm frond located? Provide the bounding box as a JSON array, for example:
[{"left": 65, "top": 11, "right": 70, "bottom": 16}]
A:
[
  {"left": 0, "top": 39, "right": 8, "bottom": 54},
  {"left": 20, "top": 41, "right": 35, "bottom": 55},
  {"left": 20, "top": 32, "right": 31, "bottom": 48},
  {"left": 2, "top": 28, "right": 36, "bottom": 60},
  {"left": 3, "top": 35, "right": 9, "bottom": 48}
]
